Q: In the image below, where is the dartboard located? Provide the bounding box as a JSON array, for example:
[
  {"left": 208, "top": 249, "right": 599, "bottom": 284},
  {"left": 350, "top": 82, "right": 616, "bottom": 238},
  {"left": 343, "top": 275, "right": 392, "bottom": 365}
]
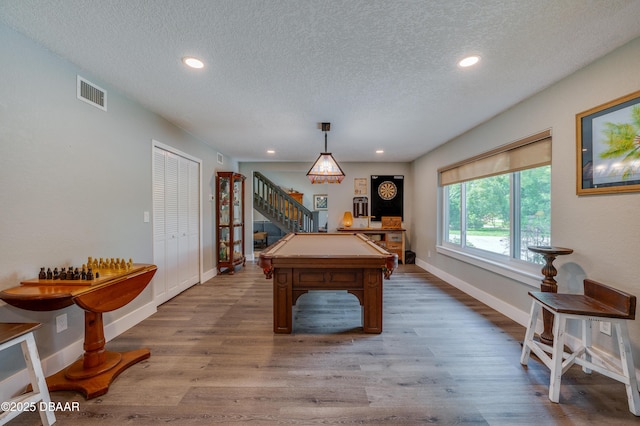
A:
[{"left": 377, "top": 181, "right": 397, "bottom": 200}]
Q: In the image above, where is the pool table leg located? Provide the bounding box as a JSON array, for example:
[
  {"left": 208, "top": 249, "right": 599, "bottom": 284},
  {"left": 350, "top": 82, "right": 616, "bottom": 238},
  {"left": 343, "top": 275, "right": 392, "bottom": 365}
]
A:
[
  {"left": 273, "top": 268, "right": 293, "bottom": 333},
  {"left": 362, "top": 269, "right": 383, "bottom": 333}
]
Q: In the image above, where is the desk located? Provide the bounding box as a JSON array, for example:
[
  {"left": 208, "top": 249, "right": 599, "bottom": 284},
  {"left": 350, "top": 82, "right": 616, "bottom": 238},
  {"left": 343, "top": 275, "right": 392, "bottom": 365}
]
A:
[
  {"left": 258, "top": 233, "right": 397, "bottom": 334},
  {"left": 0, "top": 263, "right": 157, "bottom": 399}
]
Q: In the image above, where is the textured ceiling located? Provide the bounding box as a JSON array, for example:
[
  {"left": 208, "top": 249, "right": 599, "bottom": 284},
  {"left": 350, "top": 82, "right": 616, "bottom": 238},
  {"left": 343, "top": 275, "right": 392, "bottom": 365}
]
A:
[{"left": 2, "top": 0, "right": 640, "bottom": 162}]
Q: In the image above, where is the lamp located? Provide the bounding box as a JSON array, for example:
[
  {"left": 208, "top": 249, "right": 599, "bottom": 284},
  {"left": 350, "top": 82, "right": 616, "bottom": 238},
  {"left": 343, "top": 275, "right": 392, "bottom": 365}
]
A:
[
  {"left": 306, "top": 122, "right": 345, "bottom": 184},
  {"left": 342, "top": 211, "right": 353, "bottom": 227}
]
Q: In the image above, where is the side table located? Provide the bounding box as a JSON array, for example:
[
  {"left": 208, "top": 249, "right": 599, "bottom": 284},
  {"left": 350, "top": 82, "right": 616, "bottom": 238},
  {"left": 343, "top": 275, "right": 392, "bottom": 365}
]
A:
[{"left": 527, "top": 245, "right": 574, "bottom": 345}]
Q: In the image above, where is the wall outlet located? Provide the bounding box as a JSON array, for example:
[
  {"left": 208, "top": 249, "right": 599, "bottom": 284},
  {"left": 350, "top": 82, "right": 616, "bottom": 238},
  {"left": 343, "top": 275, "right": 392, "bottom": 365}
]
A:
[
  {"left": 56, "top": 313, "right": 68, "bottom": 333},
  {"left": 599, "top": 321, "right": 611, "bottom": 336}
]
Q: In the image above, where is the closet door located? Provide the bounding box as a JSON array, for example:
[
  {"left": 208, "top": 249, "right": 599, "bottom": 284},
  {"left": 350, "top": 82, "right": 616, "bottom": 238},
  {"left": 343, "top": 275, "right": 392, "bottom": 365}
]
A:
[
  {"left": 153, "top": 145, "right": 200, "bottom": 305},
  {"left": 164, "top": 152, "right": 180, "bottom": 300},
  {"left": 178, "top": 156, "right": 200, "bottom": 289},
  {"left": 152, "top": 148, "right": 168, "bottom": 303}
]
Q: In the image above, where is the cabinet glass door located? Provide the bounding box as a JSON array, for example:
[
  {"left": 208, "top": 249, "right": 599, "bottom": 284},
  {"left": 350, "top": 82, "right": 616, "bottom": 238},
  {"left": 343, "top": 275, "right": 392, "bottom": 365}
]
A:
[
  {"left": 219, "top": 177, "right": 230, "bottom": 225},
  {"left": 233, "top": 178, "right": 242, "bottom": 224}
]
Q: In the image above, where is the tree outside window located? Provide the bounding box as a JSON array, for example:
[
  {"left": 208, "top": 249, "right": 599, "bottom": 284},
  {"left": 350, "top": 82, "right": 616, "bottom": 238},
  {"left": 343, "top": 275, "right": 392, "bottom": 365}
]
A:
[{"left": 443, "top": 165, "right": 550, "bottom": 265}]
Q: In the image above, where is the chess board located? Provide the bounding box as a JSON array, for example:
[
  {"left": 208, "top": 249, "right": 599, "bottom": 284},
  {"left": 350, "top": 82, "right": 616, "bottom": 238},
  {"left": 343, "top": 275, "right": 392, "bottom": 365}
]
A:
[{"left": 22, "top": 258, "right": 145, "bottom": 286}]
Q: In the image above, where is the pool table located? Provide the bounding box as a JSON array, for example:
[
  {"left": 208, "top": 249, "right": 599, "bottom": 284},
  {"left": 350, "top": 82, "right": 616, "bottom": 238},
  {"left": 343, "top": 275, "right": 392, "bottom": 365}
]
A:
[{"left": 258, "top": 232, "right": 398, "bottom": 333}]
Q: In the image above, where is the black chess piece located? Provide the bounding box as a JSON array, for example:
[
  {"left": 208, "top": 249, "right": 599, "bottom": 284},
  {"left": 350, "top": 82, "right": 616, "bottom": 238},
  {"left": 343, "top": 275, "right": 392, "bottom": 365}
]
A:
[
  {"left": 39, "top": 267, "right": 46, "bottom": 279},
  {"left": 87, "top": 267, "right": 94, "bottom": 280},
  {"left": 73, "top": 268, "right": 80, "bottom": 280},
  {"left": 46, "top": 268, "right": 53, "bottom": 279},
  {"left": 60, "top": 268, "right": 67, "bottom": 280},
  {"left": 53, "top": 268, "right": 59, "bottom": 279}
]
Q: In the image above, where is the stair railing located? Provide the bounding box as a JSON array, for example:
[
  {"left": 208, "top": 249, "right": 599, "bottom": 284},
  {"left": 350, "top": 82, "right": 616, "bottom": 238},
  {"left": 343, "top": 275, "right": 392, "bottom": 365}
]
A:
[{"left": 253, "top": 171, "right": 318, "bottom": 233}]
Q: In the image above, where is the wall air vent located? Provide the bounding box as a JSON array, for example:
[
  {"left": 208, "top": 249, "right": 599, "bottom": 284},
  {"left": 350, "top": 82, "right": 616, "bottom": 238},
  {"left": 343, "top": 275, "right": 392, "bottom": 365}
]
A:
[{"left": 77, "top": 75, "right": 107, "bottom": 111}]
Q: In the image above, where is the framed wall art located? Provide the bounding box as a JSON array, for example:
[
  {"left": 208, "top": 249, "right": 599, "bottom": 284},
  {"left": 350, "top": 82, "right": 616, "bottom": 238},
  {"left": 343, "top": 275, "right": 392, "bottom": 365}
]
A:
[
  {"left": 313, "top": 194, "right": 328, "bottom": 210},
  {"left": 354, "top": 178, "right": 367, "bottom": 195},
  {"left": 577, "top": 89, "right": 640, "bottom": 195}
]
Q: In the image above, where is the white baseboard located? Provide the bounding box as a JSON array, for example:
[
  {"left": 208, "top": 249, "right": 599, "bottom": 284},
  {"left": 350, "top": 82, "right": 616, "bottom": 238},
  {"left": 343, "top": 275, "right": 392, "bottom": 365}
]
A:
[
  {"left": 0, "top": 300, "right": 156, "bottom": 402},
  {"left": 414, "top": 257, "right": 639, "bottom": 380},
  {"left": 202, "top": 268, "right": 216, "bottom": 283},
  {"left": 104, "top": 300, "right": 157, "bottom": 342},
  {"left": 416, "top": 257, "right": 532, "bottom": 327}
]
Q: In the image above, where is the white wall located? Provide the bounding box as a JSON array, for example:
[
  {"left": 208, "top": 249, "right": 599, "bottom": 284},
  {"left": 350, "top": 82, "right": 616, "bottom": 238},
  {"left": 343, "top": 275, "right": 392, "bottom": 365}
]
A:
[
  {"left": 0, "top": 23, "right": 236, "bottom": 383},
  {"left": 412, "top": 36, "right": 640, "bottom": 356}
]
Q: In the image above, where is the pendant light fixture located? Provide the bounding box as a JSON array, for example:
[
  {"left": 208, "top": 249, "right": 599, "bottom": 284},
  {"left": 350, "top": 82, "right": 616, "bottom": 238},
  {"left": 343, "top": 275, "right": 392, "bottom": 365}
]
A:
[{"left": 306, "top": 122, "right": 345, "bottom": 184}]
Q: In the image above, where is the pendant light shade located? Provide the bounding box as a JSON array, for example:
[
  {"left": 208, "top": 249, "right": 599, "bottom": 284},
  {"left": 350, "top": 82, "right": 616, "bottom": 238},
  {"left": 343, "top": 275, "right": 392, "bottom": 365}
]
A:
[{"left": 306, "top": 123, "right": 345, "bottom": 184}]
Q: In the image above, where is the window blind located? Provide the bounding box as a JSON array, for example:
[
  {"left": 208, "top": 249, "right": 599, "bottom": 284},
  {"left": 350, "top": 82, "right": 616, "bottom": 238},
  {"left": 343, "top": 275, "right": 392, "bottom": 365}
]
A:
[{"left": 438, "top": 129, "right": 551, "bottom": 186}]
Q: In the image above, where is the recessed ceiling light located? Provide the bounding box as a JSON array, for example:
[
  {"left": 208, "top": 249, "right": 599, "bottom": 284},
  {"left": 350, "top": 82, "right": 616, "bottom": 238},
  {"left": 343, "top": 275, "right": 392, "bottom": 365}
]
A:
[
  {"left": 376, "top": 150, "right": 384, "bottom": 154},
  {"left": 182, "top": 56, "right": 204, "bottom": 69},
  {"left": 267, "top": 150, "right": 275, "bottom": 154},
  {"left": 458, "top": 55, "right": 480, "bottom": 68}
]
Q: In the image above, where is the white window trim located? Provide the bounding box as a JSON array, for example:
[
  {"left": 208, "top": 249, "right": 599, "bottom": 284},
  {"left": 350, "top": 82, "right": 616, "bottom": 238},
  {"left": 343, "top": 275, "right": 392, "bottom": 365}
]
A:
[{"left": 436, "top": 244, "right": 542, "bottom": 288}]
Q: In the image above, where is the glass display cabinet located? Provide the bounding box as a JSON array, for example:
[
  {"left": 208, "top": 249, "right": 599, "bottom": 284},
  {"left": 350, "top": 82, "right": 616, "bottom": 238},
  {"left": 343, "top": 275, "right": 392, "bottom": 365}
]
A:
[{"left": 216, "top": 172, "right": 246, "bottom": 274}]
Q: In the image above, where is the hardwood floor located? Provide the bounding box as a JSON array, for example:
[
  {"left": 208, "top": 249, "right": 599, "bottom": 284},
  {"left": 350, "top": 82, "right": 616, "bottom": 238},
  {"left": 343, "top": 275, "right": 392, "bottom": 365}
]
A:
[{"left": 9, "top": 263, "right": 639, "bottom": 425}]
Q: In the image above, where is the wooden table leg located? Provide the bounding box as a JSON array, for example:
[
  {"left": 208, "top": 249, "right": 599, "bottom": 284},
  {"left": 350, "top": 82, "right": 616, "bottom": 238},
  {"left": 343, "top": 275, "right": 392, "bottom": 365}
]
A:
[
  {"left": 45, "top": 310, "right": 150, "bottom": 399},
  {"left": 539, "top": 256, "right": 559, "bottom": 345},
  {"left": 527, "top": 246, "right": 573, "bottom": 346}
]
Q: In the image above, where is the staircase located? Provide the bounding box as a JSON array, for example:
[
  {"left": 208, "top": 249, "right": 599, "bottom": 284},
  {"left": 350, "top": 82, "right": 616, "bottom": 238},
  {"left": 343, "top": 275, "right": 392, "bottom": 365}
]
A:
[{"left": 253, "top": 171, "right": 319, "bottom": 233}]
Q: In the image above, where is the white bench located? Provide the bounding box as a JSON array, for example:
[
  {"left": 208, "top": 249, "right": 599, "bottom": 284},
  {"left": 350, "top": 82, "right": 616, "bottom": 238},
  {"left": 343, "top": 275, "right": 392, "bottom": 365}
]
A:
[
  {"left": 520, "top": 279, "right": 640, "bottom": 415},
  {"left": 0, "top": 323, "right": 55, "bottom": 425}
]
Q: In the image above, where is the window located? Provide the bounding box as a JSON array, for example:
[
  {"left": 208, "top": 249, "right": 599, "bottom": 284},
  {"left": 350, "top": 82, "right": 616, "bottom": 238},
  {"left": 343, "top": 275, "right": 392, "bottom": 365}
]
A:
[{"left": 440, "top": 130, "right": 551, "bottom": 266}]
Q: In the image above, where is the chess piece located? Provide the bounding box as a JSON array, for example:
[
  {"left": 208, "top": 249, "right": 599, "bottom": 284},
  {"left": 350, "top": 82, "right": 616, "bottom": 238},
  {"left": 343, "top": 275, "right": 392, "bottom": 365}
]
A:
[
  {"left": 87, "top": 267, "right": 94, "bottom": 280},
  {"left": 46, "top": 268, "right": 53, "bottom": 279},
  {"left": 39, "top": 267, "right": 46, "bottom": 279},
  {"left": 73, "top": 268, "right": 80, "bottom": 280},
  {"left": 81, "top": 265, "right": 87, "bottom": 280},
  {"left": 53, "top": 268, "right": 59, "bottom": 279},
  {"left": 60, "top": 268, "right": 67, "bottom": 280}
]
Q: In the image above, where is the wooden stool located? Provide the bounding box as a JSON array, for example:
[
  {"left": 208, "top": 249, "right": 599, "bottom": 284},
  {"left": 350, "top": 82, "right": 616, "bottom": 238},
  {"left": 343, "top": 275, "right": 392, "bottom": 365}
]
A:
[
  {"left": 520, "top": 279, "right": 640, "bottom": 416},
  {"left": 0, "top": 323, "right": 56, "bottom": 425}
]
